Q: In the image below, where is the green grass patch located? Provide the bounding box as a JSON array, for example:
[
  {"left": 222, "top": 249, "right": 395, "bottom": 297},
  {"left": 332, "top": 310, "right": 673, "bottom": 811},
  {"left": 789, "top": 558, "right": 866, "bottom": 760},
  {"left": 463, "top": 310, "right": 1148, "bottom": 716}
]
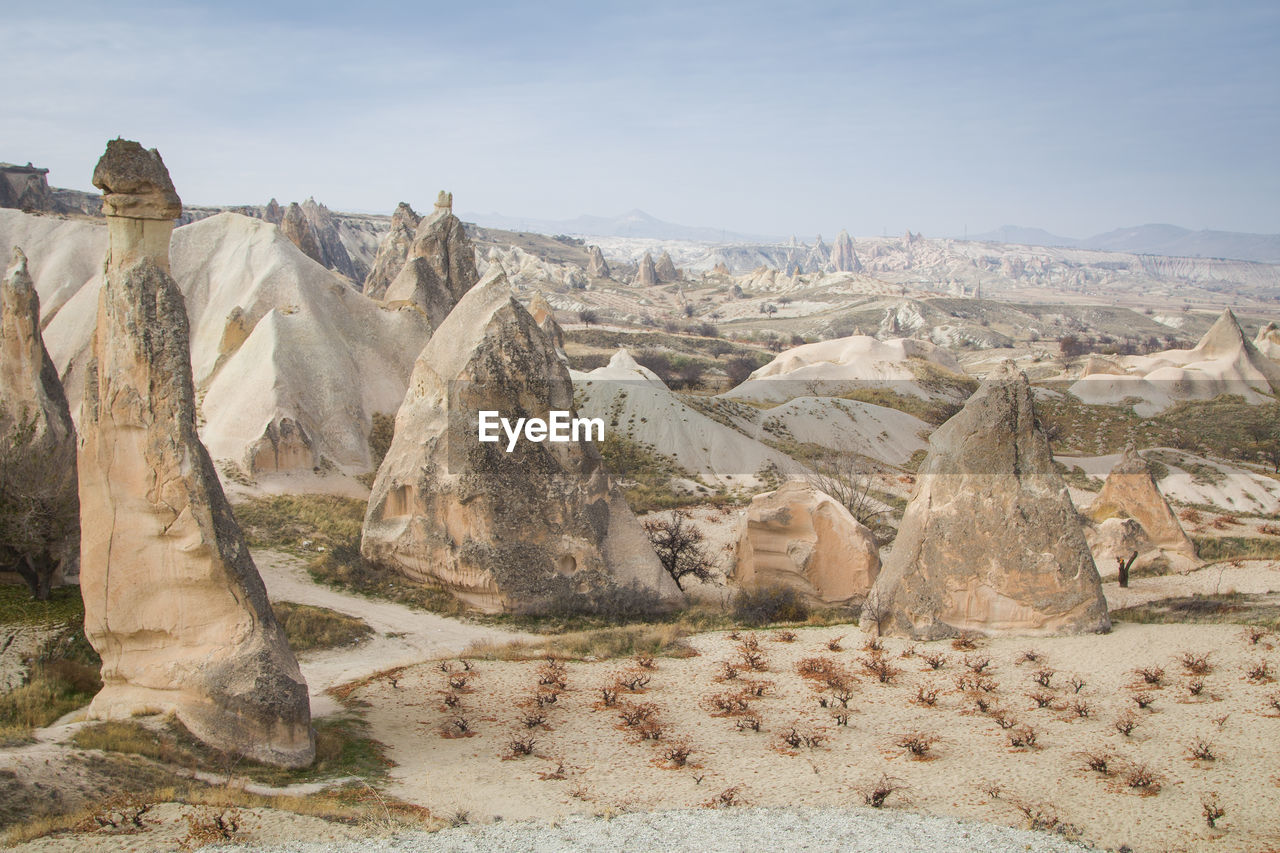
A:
[
  {"left": 1191, "top": 535, "right": 1280, "bottom": 562},
  {"left": 233, "top": 495, "right": 367, "bottom": 551},
  {"left": 272, "top": 602, "right": 373, "bottom": 653},
  {"left": 0, "top": 658, "right": 100, "bottom": 745},
  {"left": 307, "top": 540, "right": 465, "bottom": 616},
  {"left": 0, "top": 584, "right": 83, "bottom": 627}
]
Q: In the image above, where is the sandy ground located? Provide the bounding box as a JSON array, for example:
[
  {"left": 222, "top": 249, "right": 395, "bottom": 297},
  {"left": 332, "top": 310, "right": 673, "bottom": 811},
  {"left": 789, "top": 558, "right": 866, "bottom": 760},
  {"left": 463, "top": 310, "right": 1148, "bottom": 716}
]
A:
[
  {"left": 1103, "top": 559, "right": 1280, "bottom": 610},
  {"left": 346, "top": 622, "right": 1280, "bottom": 853},
  {"left": 252, "top": 549, "right": 536, "bottom": 716}
]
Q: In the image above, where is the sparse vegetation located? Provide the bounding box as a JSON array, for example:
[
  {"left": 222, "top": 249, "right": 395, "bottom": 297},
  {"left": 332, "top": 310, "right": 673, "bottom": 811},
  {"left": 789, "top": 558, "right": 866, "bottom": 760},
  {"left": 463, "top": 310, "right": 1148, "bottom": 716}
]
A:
[{"left": 271, "top": 601, "right": 372, "bottom": 652}]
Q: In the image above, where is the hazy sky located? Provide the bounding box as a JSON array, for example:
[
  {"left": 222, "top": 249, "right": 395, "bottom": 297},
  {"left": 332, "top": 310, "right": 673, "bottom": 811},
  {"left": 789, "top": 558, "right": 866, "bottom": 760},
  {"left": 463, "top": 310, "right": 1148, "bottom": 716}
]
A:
[{"left": 5, "top": 0, "right": 1278, "bottom": 238}]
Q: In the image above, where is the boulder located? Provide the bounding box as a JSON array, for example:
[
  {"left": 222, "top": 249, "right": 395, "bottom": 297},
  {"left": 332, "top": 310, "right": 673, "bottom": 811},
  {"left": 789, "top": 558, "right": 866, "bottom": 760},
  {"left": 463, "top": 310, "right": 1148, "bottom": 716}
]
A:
[
  {"left": 0, "top": 248, "right": 79, "bottom": 599},
  {"left": 363, "top": 202, "right": 421, "bottom": 299},
  {"left": 734, "top": 481, "right": 879, "bottom": 606},
  {"left": 634, "top": 251, "right": 658, "bottom": 286},
  {"left": 78, "top": 139, "right": 313, "bottom": 767},
  {"left": 862, "top": 363, "right": 1109, "bottom": 638},
  {"left": 587, "top": 245, "right": 610, "bottom": 279},
  {"left": 382, "top": 191, "right": 479, "bottom": 329},
  {"left": 1084, "top": 448, "right": 1198, "bottom": 574},
  {"left": 362, "top": 268, "right": 682, "bottom": 613}
]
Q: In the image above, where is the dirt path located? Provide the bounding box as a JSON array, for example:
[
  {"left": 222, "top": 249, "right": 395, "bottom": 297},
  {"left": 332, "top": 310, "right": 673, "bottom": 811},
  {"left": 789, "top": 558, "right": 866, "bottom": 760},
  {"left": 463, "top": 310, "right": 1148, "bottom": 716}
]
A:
[{"left": 252, "top": 550, "right": 536, "bottom": 715}]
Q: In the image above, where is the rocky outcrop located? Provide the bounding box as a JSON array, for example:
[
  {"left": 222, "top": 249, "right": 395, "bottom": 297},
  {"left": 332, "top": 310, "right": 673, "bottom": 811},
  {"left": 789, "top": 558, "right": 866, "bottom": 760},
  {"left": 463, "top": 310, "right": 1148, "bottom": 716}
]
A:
[
  {"left": 587, "top": 245, "right": 610, "bottom": 279},
  {"left": 831, "top": 230, "right": 862, "bottom": 272},
  {"left": 382, "top": 191, "right": 480, "bottom": 329},
  {"left": 526, "top": 292, "right": 565, "bottom": 354},
  {"left": 0, "top": 164, "right": 64, "bottom": 214},
  {"left": 634, "top": 252, "right": 658, "bottom": 286},
  {"left": 362, "top": 268, "right": 682, "bottom": 613},
  {"left": 734, "top": 481, "right": 879, "bottom": 606},
  {"left": 655, "top": 251, "right": 679, "bottom": 282},
  {"left": 280, "top": 202, "right": 324, "bottom": 266},
  {"left": 0, "top": 248, "right": 79, "bottom": 599},
  {"left": 1084, "top": 448, "right": 1198, "bottom": 574},
  {"left": 1256, "top": 321, "right": 1280, "bottom": 361},
  {"left": 78, "top": 139, "right": 313, "bottom": 767},
  {"left": 263, "top": 198, "right": 283, "bottom": 225},
  {"left": 363, "top": 202, "right": 421, "bottom": 299},
  {"left": 862, "top": 364, "right": 1109, "bottom": 638},
  {"left": 299, "top": 198, "right": 363, "bottom": 283}
]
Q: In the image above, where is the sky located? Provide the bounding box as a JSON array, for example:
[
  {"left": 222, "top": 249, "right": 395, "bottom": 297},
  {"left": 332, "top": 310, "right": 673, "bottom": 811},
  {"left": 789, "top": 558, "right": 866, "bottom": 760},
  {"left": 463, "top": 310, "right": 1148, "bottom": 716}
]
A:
[{"left": 4, "top": 0, "right": 1278, "bottom": 239}]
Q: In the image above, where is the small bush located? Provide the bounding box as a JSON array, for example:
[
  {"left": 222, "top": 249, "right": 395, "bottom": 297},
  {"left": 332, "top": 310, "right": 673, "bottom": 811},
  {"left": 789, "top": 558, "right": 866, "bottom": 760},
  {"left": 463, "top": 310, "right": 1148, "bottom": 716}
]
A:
[
  {"left": 921, "top": 652, "right": 948, "bottom": 671},
  {"left": 1080, "top": 750, "right": 1114, "bottom": 775},
  {"left": 1027, "top": 691, "right": 1055, "bottom": 709},
  {"left": 914, "top": 687, "right": 939, "bottom": 707},
  {"left": 732, "top": 585, "right": 809, "bottom": 626},
  {"left": 1031, "top": 668, "right": 1055, "bottom": 687},
  {"left": 506, "top": 734, "right": 537, "bottom": 758},
  {"left": 1114, "top": 714, "right": 1138, "bottom": 737},
  {"left": 1179, "top": 651, "right": 1213, "bottom": 675},
  {"left": 860, "top": 655, "right": 901, "bottom": 684},
  {"left": 856, "top": 774, "right": 906, "bottom": 808},
  {"left": 1133, "top": 692, "right": 1154, "bottom": 709},
  {"left": 272, "top": 601, "right": 373, "bottom": 652},
  {"left": 895, "top": 731, "right": 939, "bottom": 758},
  {"left": 1124, "top": 762, "right": 1162, "bottom": 793},
  {"left": 1008, "top": 725, "right": 1038, "bottom": 749},
  {"left": 1188, "top": 738, "right": 1216, "bottom": 761},
  {"left": 1202, "top": 792, "right": 1226, "bottom": 828},
  {"left": 1246, "top": 660, "right": 1272, "bottom": 682},
  {"left": 1135, "top": 665, "right": 1165, "bottom": 685}
]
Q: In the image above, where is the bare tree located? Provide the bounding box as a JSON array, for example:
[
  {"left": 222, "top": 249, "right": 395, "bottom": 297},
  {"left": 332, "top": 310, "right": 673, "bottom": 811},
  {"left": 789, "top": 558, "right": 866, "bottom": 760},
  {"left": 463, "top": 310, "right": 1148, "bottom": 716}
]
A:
[
  {"left": 642, "top": 510, "right": 715, "bottom": 591},
  {"left": 804, "top": 451, "right": 889, "bottom": 530}
]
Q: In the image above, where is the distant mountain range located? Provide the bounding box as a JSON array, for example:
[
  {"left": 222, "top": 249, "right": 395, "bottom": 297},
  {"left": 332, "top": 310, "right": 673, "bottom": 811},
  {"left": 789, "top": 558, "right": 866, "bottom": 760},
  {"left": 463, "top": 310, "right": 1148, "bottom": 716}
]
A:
[
  {"left": 967, "top": 223, "right": 1280, "bottom": 264},
  {"left": 462, "top": 208, "right": 778, "bottom": 244}
]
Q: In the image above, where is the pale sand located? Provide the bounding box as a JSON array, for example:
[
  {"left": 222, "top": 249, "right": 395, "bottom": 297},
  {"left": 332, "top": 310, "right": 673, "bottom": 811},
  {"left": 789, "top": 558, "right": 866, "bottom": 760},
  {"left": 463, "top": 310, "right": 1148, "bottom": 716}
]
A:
[{"left": 348, "top": 622, "right": 1280, "bottom": 853}]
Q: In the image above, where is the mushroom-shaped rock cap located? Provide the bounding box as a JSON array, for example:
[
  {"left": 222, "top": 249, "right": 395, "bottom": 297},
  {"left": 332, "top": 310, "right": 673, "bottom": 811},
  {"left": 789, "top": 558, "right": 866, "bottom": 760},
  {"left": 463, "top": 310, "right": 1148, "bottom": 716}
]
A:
[
  {"left": 434, "top": 190, "right": 453, "bottom": 212},
  {"left": 92, "top": 139, "right": 182, "bottom": 220}
]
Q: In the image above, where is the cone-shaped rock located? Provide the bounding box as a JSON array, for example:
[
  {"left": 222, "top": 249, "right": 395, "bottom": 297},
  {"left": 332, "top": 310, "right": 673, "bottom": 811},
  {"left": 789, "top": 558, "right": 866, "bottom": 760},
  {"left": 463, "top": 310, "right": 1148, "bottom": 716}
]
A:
[
  {"left": 634, "top": 251, "right": 658, "bottom": 286},
  {"left": 363, "top": 201, "right": 421, "bottom": 298},
  {"left": 381, "top": 190, "right": 479, "bottom": 329},
  {"left": 831, "top": 230, "right": 862, "bottom": 272},
  {"left": 1085, "top": 447, "right": 1198, "bottom": 573},
  {"left": 78, "top": 140, "right": 313, "bottom": 767},
  {"left": 654, "top": 251, "right": 679, "bottom": 282},
  {"left": 526, "top": 292, "right": 565, "bottom": 354},
  {"left": 734, "top": 481, "right": 879, "bottom": 606},
  {"left": 280, "top": 201, "right": 323, "bottom": 266},
  {"left": 0, "top": 248, "right": 79, "bottom": 600},
  {"left": 362, "top": 268, "right": 683, "bottom": 613},
  {"left": 586, "top": 245, "right": 610, "bottom": 279},
  {"left": 862, "top": 363, "right": 1109, "bottom": 638}
]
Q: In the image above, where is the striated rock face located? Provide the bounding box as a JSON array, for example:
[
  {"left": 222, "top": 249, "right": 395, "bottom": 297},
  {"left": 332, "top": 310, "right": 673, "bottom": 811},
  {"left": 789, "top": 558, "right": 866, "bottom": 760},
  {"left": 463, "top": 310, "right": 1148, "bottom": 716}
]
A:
[
  {"left": 362, "top": 268, "right": 682, "bottom": 613},
  {"left": 634, "top": 251, "right": 658, "bottom": 286},
  {"left": 831, "top": 230, "right": 862, "bottom": 272},
  {"left": 280, "top": 202, "right": 324, "bottom": 266},
  {"left": 734, "top": 481, "right": 879, "bottom": 606},
  {"left": 863, "top": 364, "right": 1109, "bottom": 638},
  {"left": 1085, "top": 448, "right": 1198, "bottom": 574},
  {"left": 299, "top": 198, "right": 363, "bottom": 283},
  {"left": 382, "top": 191, "right": 480, "bottom": 329},
  {"left": 363, "top": 202, "right": 421, "bottom": 299},
  {"left": 586, "top": 245, "right": 610, "bottom": 279},
  {"left": 654, "top": 251, "right": 679, "bottom": 282},
  {"left": 0, "top": 248, "right": 79, "bottom": 599},
  {"left": 78, "top": 140, "right": 313, "bottom": 767}
]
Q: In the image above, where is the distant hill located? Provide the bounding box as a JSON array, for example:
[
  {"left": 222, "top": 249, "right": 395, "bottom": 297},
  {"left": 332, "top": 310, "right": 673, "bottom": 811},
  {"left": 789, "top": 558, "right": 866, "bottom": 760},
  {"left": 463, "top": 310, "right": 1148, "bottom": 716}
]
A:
[
  {"left": 462, "top": 208, "right": 777, "bottom": 244},
  {"left": 968, "top": 223, "right": 1280, "bottom": 264}
]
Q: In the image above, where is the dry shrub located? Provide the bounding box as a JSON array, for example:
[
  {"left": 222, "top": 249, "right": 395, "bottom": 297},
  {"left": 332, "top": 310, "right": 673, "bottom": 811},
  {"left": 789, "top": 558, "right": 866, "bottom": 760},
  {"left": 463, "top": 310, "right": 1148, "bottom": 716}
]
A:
[
  {"left": 1179, "top": 651, "right": 1213, "bottom": 675},
  {"left": 779, "top": 722, "right": 827, "bottom": 751},
  {"left": 1133, "top": 692, "right": 1154, "bottom": 709},
  {"left": 505, "top": 734, "right": 537, "bottom": 758},
  {"left": 180, "top": 807, "right": 241, "bottom": 849},
  {"left": 1008, "top": 725, "right": 1038, "bottom": 749},
  {"left": 859, "top": 636, "right": 880, "bottom": 653},
  {"left": 77, "top": 794, "right": 155, "bottom": 833},
  {"left": 1032, "top": 668, "right": 1055, "bottom": 687},
  {"left": 615, "top": 669, "right": 651, "bottom": 692},
  {"left": 951, "top": 634, "right": 979, "bottom": 651},
  {"left": 796, "top": 657, "right": 839, "bottom": 679},
  {"left": 1202, "top": 792, "right": 1226, "bottom": 828},
  {"left": 1027, "top": 691, "right": 1055, "bottom": 709},
  {"left": 633, "top": 652, "right": 657, "bottom": 670},
  {"left": 705, "top": 692, "right": 751, "bottom": 716},
  {"left": 735, "top": 713, "right": 763, "bottom": 732},
  {"left": 990, "top": 710, "right": 1018, "bottom": 730},
  {"left": 1135, "top": 665, "right": 1165, "bottom": 685},
  {"left": 1179, "top": 508, "right": 1203, "bottom": 524},
  {"left": 1187, "top": 738, "right": 1216, "bottom": 761},
  {"left": 717, "top": 661, "right": 740, "bottom": 681},
  {"left": 519, "top": 710, "right": 547, "bottom": 729},
  {"left": 1245, "top": 626, "right": 1270, "bottom": 645},
  {"left": 856, "top": 773, "right": 907, "bottom": 808},
  {"left": 617, "top": 702, "right": 660, "bottom": 728},
  {"left": 597, "top": 684, "right": 619, "bottom": 707},
  {"left": 661, "top": 739, "right": 694, "bottom": 767},
  {"left": 1067, "top": 676, "right": 1087, "bottom": 694},
  {"left": 1080, "top": 750, "right": 1114, "bottom": 775},
  {"left": 703, "top": 786, "right": 745, "bottom": 808},
  {"left": 740, "top": 679, "right": 774, "bottom": 698},
  {"left": 894, "top": 731, "right": 939, "bottom": 758},
  {"left": 1017, "top": 649, "right": 1043, "bottom": 664},
  {"left": 860, "top": 654, "right": 901, "bottom": 684},
  {"left": 921, "top": 652, "right": 948, "bottom": 671},
  {"left": 964, "top": 655, "right": 992, "bottom": 674},
  {"left": 1246, "top": 660, "right": 1272, "bottom": 682},
  {"left": 914, "top": 686, "right": 939, "bottom": 707},
  {"left": 1068, "top": 699, "right": 1092, "bottom": 719},
  {"left": 774, "top": 630, "right": 797, "bottom": 643},
  {"left": 1114, "top": 713, "right": 1138, "bottom": 737},
  {"left": 1124, "top": 761, "right": 1162, "bottom": 793},
  {"left": 1186, "top": 678, "right": 1206, "bottom": 697}
]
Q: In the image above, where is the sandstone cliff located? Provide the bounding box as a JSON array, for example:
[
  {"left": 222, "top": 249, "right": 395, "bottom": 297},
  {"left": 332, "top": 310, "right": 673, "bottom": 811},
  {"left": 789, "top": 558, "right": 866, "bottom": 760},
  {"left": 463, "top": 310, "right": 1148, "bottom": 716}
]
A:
[
  {"left": 78, "top": 139, "right": 313, "bottom": 767},
  {"left": 862, "top": 364, "right": 1109, "bottom": 638},
  {"left": 362, "top": 268, "right": 682, "bottom": 613}
]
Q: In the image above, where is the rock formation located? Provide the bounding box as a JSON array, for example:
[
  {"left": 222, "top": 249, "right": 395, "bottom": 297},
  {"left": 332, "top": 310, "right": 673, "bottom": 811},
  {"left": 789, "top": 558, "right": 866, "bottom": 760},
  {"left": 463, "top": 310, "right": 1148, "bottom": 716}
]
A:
[
  {"left": 363, "top": 202, "right": 421, "bottom": 299},
  {"left": 78, "top": 139, "right": 313, "bottom": 767},
  {"left": 1257, "top": 320, "right": 1280, "bottom": 361},
  {"left": 263, "top": 198, "right": 283, "bottom": 225},
  {"left": 654, "top": 251, "right": 679, "bottom": 282},
  {"left": 0, "top": 248, "right": 79, "bottom": 599},
  {"left": 526, "top": 292, "right": 565, "bottom": 354},
  {"left": 0, "top": 163, "right": 64, "bottom": 214},
  {"left": 734, "top": 481, "right": 879, "bottom": 606},
  {"left": 587, "top": 245, "right": 610, "bottom": 279},
  {"left": 280, "top": 201, "right": 324, "bottom": 266},
  {"left": 831, "top": 230, "right": 862, "bottom": 272},
  {"left": 1085, "top": 448, "right": 1198, "bottom": 574},
  {"left": 299, "top": 198, "right": 363, "bottom": 283},
  {"left": 634, "top": 251, "right": 658, "bottom": 286},
  {"left": 362, "top": 268, "right": 682, "bottom": 613},
  {"left": 381, "top": 191, "right": 480, "bottom": 330},
  {"left": 862, "top": 364, "right": 1109, "bottom": 638},
  {"left": 711, "top": 261, "right": 731, "bottom": 276}
]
